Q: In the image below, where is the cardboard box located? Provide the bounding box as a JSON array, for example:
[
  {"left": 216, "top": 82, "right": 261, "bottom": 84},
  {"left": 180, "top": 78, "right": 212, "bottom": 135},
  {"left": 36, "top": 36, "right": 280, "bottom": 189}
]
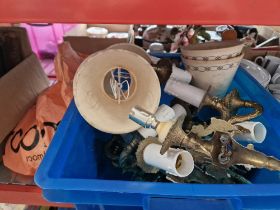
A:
[
  {"left": 0, "top": 54, "right": 49, "bottom": 143},
  {"left": 64, "top": 36, "right": 128, "bottom": 55},
  {"left": 63, "top": 24, "right": 131, "bottom": 54},
  {"left": 0, "top": 27, "right": 33, "bottom": 77},
  {"left": 0, "top": 27, "right": 32, "bottom": 59}
]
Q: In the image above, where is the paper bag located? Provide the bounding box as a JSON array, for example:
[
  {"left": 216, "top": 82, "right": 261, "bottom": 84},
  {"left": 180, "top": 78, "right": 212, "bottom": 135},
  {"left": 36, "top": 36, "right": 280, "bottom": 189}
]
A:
[{"left": 3, "top": 42, "right": 84, "bottom": 175}]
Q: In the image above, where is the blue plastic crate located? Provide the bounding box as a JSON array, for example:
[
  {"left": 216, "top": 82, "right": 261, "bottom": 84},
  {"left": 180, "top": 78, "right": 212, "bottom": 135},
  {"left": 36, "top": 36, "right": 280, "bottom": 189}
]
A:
[
  {"left": 35, "top": 63, "right": 280, "bottom": 209},
  {"left": 75, "top": 205, "right": 142, "bottom": 210}
]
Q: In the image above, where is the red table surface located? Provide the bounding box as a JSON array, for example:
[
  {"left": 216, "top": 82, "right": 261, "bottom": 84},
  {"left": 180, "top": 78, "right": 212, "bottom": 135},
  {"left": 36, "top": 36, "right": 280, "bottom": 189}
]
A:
[{"left": 0, "top": 0, "right": 280, "bottom": 25}]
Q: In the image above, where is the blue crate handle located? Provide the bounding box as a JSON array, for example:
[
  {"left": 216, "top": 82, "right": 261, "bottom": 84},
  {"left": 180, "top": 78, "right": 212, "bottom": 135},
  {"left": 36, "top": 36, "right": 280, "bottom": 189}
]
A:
[{"left": 144, "top": 197, "right": 242, "bottom": 210}]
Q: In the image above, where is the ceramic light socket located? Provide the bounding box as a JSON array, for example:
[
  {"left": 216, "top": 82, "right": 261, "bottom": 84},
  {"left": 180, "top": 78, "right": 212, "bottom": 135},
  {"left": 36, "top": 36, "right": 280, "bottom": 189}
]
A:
[
  {"left": 143, "top": 143, "right": 194, "bottom": 177},
  {"left": 170, "top": 65, "right": 192, "bottom": 83},
  {"left": 138, "top": 104, "right": 175, "bottom": 138},
  {"left": 234, "top": 121, "right": 267, "bottom": 143},
  {"left": 144, "top": 104, "right": 187, "bottom": 140},
  {"left": 164, "top": 78, "right": 206, "bottom": 108},
  {"left": 172, "top": 104, "right": 187, "bottom": 120}
]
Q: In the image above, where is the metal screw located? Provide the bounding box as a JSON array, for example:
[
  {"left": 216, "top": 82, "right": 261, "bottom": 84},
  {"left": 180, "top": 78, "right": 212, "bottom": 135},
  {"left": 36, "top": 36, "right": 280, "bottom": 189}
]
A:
[{"left": 220, "top": 134, "right": 230, "bottom": 144}]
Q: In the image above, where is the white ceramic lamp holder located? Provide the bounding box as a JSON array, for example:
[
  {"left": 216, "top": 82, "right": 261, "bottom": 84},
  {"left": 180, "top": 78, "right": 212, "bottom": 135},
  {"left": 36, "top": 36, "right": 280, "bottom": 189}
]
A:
[
  {"left": 138, "top": 104, "right": 175, "bottom": 138},
  {"left": 164, "top": 78, "right": 207, "bottom": 108},
  {"left": 170, "top": 65, "right": 192, "bottom": 83},
  {"left": 234, "top": 121, "right": 267, "bottom": 143},
  {"left": 172, "top": 104, "right": 187, "bottom": 120},
  {"left": 143, "top": 143, "right": 194, "bottom": 177},
  {"left": 137, "top": 104, "right": 188, "bottom": 138}
]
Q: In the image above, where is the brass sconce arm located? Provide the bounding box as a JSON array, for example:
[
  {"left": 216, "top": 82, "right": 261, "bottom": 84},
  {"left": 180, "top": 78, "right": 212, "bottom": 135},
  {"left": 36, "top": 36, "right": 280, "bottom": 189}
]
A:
[{"left": 201, "top": 89, "right": 263, "bottom": 124}]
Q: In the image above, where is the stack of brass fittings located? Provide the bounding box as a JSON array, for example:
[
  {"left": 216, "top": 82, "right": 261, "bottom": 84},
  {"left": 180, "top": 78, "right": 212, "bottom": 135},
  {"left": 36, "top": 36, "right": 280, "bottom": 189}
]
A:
[{"left": 105, "top": 54, "right": 280, "bottom": 184}]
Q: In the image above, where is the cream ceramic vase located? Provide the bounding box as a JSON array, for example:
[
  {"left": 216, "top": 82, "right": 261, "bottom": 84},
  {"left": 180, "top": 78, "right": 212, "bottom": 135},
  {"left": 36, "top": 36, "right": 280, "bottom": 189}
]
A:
[
  {"left": 181, "top": 41, "right": 245, "bottom": 96},
  {"left": 181, "top": 40, "right": 244, "bottom": 61},
  {"left": 182, "top": 53, "right": 244, "bottom": 97}
]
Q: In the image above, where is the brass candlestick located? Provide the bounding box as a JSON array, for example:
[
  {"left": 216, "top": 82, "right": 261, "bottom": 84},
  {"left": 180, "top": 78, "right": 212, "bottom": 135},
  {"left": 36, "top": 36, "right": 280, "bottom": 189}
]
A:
[
  {"left": 160, "top": 115, "right": 280, "bottom": 171},
  {"left": 201, "top": 89, "right": 263, "bottom": 124},
  {"left": 129, "top": 107, "right": 280, "bottom": 171}
]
